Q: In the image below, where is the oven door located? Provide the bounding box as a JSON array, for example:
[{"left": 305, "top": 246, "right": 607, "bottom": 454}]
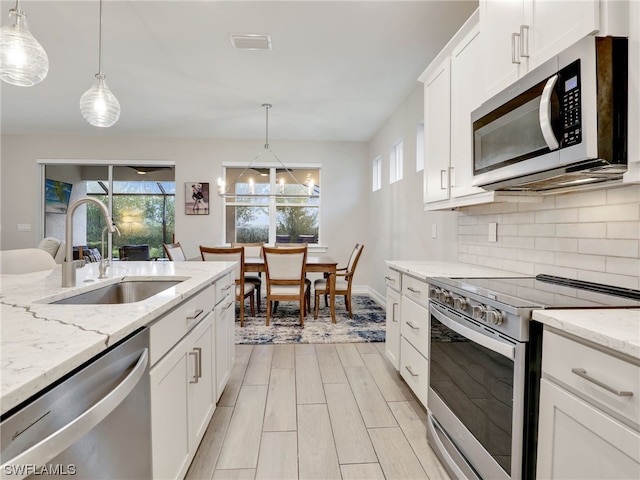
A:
[{"left": 427, "top": 302, "right": 526, "bottom": 480}]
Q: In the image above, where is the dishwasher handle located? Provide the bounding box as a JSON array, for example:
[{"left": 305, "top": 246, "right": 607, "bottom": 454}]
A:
[{"left": 1, "top": 348, "right": 149, "bottom": 478}]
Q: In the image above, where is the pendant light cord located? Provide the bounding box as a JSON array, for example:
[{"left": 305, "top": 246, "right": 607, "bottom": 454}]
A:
[{"left": 97, "top": 0, "right": 103, "bottom": 75}]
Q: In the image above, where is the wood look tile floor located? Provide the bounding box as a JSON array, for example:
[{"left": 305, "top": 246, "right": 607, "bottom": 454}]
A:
[{"left": 185, "top": 343, "right": 452, "bottom": 480}]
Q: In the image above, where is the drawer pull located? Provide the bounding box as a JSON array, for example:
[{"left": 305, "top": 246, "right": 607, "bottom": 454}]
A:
[
  {"left": 186, "top": 308, "right": 204, "bottom": 321},
  {"left": 405, "top": 321, "right": 419, "bottom": 330},
  {"left": 571, "top": 368, "right": 633, "bottom": 397},
  {"left": 223, "top": 301, "right": 235, "bottom": 311},
  {"left": 405, "top": 365, "right": 419, "bottom": 377},
  {"left": 222, "top": 284, "right": 234, "bottom": 291},
  {"left": 385, "top": 276, "right": 395, "bottom": 282},
  {"left": 407, "top": 287, "right": 421, "bottom": 294}
]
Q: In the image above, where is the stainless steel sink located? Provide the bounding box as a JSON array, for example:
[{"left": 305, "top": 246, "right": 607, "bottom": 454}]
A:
[{"left": 52, "top": 280, "right": 182, "bottom": 305}]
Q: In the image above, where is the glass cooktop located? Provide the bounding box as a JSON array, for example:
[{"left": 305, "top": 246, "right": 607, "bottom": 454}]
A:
[{"left": 432, "top": 274, "right": 640, "bottom": 309}]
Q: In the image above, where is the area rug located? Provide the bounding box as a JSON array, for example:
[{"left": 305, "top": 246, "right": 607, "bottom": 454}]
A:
[{"left": 235, "top": 295, "right": 386, "bottom": 345}]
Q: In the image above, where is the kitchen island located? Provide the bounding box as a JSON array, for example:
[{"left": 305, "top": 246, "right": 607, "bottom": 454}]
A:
[{"left": 0, "top": 260, "right": 235, "bottom": 416}]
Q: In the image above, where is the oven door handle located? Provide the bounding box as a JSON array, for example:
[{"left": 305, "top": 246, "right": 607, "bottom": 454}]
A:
[{"left": 431, "top": 304, "right": 515, "bottom": 360}]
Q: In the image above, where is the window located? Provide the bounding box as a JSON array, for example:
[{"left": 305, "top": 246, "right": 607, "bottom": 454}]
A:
[
  {"left": 416, "top": 122, "right": 424, "bottom": 172},
  {"left": 223, "top": 166, "right": 320, "bottom": 244},
  {"left": 390, "top": 140, "right": 403, "bottom": 183},
  {"left": 372, "top": 155, "right": 382, "bottom": 191}
]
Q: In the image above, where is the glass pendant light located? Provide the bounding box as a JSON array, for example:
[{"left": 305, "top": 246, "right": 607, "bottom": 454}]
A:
[
  {"left": 0, "top": 0, "right": 49, "bottom": 87},
  {"left": 80, "top": 0, "right": 120, "bottom": 127}
]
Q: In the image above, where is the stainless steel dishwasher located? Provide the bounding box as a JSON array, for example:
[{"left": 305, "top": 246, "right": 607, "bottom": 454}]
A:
[{"left": 1, "top": 328, "right": 151, "bottom": 479}]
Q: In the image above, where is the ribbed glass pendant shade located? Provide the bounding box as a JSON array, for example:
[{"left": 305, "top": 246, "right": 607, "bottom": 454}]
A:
[
  {"left": 80, "top": 73, "right": 120, "bottom": 127},
  {"left": 0, "top": 8, "right": 48, "bottom": 87}
]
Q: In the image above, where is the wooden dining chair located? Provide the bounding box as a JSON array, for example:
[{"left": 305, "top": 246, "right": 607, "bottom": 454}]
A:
[
  {"left": 275, "top": 243, "right": 311, "bottom": 312},
  {"left": 314, "top": 244, "right": 364, "bottom": 319},
  {"left": 262, "top": 246, "right": 308, "bottom": 326},
  {"left": 163, "top": 242, "right": 186, "bottom": 261},
  {"left": 199, "top": 246, "right": 255, "bottom": 326},
  {"left": 231, "top": 242, "right": 263, "bottom": 313}
]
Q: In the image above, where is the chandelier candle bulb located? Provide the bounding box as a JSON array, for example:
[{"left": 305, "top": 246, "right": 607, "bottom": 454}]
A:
[
  {"left": 249, "top": 178, "right": 255, "bottom": 195},
  {"left": 308, "top": 179, "right": 314, "bottom": 196},
  {"left": 279, "top": 178, "right": 285, "bottom": 195}
]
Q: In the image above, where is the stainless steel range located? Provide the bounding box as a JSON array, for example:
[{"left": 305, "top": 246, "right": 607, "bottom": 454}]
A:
[{"left": 426, "top": 274, "right": 640, "bottom": 480}]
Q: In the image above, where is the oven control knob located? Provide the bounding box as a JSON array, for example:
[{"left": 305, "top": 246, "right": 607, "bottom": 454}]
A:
[
  {"left": 471, "top": 305, "right": 484, "bottom": 319},
  {"left": 453, "top": 296, "right": 468, "bottom": 310},
  {"left": 439, "top": 291, "right": 452, "bottom": 305},
  {"left": 430, "top": 287, "right": 441, "bottom": 299},
  {"left": 485, "top": 308, "right": 503, "bottom": 325}
]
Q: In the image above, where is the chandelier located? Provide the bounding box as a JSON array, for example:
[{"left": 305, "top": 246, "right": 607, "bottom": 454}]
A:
[{"left": 217, "top": 104, "right": 316, "bottom": 199}]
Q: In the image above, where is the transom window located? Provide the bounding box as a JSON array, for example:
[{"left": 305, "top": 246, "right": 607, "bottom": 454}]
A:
[{"left": 222, "top": 166, "right": 320, "bottom": 245}]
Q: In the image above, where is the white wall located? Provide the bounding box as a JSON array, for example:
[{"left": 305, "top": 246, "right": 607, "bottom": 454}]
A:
[
  {"left": 366, "top": 85, "right": 459, "bottom": 300},
  {"left": 0, "top": 134, "right": 371, "bottom": 282}
]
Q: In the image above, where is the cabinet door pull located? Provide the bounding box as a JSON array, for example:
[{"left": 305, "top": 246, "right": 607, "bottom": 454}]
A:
[
  {"left": 392, "top": 303, "right": 398, "bottom": 323},
  {"left": 189, "top": 350, "right": 199, "bottom": 384},
  {"left": 571, "top": 368, "right": 633, "bottom": 397},
  {"left": 511, "top": 32, "right": 521, "bottom": 64},
  {"left": 405, "top": 365, "right": 419, "bottom": 377},
  {"left": 407, "top": 286, "right": 421, "bottom": 294},
  {"left": 519, "top": 25, "right": 529, "bottom": 57},
  {"left": 186, "top": 308, "right": 204, "bottom": 321},
  {"left": 440, "top": 169, "right": 447, "bottom": 190},
  {"left": 405, "top": 321, "right": 420, "bottom": 330}
]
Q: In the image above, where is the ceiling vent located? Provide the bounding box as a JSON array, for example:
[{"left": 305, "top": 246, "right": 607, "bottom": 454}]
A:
[{"left": 230, "top": 34, "right": 272, "bottom": 50}]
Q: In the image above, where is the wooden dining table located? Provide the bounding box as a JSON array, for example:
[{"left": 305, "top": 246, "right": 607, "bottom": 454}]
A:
[{"left": 244, "top": 256, "right": 339, "bottom": 323}]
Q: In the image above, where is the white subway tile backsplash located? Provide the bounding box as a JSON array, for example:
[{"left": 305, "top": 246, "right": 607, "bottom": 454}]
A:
[
  {"left": 606, "top": 256, "right": 640, "bottom": 277},
  {"left": 534, "top": 208, "right": 579, "bottom": 224},
  {"left": 534, "top": 237, "right": 578, "bottom": 253},
  {"left": 555, "top": 222, "right": 607, "bottom": 238},
  {"left": 607, "top": 222, "right": 640, "bottom": 239},
  {"left": 458, "top": 185, "right": 640, "bottom": 290},
  {"left": 555, "top": 189, "right": 606, "bottom": 208},
  {"left": 555, "top": 252, "right": 606, "bottom": 272},
  {"left": 518, "top": 224, "right": 556, "bottom": 237},
  {"left": 578, "top": 238, "right": 639, "bottom": 258},
  {"left": 579, "top": 204, "right": 640, "bottom": 222},
  {"left": 606, "top": 184, "right": 640, "bottom": 205}
]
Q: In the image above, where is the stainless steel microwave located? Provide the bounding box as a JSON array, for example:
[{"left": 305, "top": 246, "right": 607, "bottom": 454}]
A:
[{"left": 471, "top": 35, "right": 628, "bottom": 192}]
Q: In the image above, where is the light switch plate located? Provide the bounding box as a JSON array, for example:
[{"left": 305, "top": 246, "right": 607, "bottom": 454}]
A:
[
  {"left": 431, "top": 224, "right": 437, "bottom": 239},
  {"left": 17, "top": 224, "right": 31, "bottom": 232},
  {"left": 488, "top": 222, "right": 497, "bottom": 242}
]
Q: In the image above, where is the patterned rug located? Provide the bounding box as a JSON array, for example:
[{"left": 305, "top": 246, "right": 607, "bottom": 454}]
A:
[{"left": 235, "top": 295, "right": 386, "bottom": 345}]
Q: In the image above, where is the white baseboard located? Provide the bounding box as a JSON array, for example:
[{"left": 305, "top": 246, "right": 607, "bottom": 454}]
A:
[{"left": 352, "top": 285, "right": 385, "bottom": 308}]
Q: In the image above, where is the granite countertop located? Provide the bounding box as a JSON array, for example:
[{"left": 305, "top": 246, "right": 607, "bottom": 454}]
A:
[
  {"left": 0, "top": 260, "right": 235, "bottom": 416},
  {"left": 385, "top": 260, "right": 640, "bottom": 361},
  {"left": 533, "top": 309, "right": 640, "bottom": 361}
]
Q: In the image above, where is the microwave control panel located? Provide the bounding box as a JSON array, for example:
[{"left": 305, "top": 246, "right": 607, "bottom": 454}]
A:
[{"left": 560, "top": 60, "right": 582, "bottom": 148}]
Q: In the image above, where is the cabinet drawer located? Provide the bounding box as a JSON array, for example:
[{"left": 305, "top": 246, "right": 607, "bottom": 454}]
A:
[
  {"left": 543, "top": 329, "right": 640, "bottom": 427},
  {"left": 385, "top": 268, "right": 402, "bottom": 292},
  {"left": 400, "top": 337, "right": 428, "bottom": 407},
  {"left": 150, "top": 284, "right": 215, "bottom": 365},
  {"left": 402, "top": 275, "right": 429, "bottom": 308},
  {"left": 400, "top": 296, "right": 429, "bottom": 355},
  {"left": 215, "top": 272, "right": 235, "bottom": 305}
]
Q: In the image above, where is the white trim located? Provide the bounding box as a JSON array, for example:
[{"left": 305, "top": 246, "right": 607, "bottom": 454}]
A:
[
  {"left": 222, "top": 161, "right": 322, "bottom": 169},
  {"left": 37, "top": 158, "right": 175, "bottom": 166}
]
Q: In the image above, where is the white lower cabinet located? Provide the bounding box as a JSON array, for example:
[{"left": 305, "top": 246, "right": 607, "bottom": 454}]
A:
[
  {"left": 400, "top": 337, "right": 428, "bottom": 407},
  {"left": 215, "top": 292, "right": 235, "bottom": 400},
  {"left": 537, "top": 329, "right": 640, "bottom": 479},
  {"left": 150, "top": 313, "right": 215, "bottom": 480},
  {"left": 385, "top": 285, "right": 401, "bottom": 370}
]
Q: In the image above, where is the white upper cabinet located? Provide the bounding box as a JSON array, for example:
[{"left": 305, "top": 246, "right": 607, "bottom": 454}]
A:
[
  {"left": 450, "top": 24, "right": 486, "bottom": 199},
  {"left": 423, "top": 58, "right": 451, "bottom": 204},
  {"left": 481, "top": 0, "right": 601, "bottom": 98}
]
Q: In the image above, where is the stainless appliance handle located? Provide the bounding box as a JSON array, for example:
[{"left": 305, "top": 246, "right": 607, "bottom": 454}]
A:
[
  {"left": 539, "top": 74, "right": 560, "bottom": 150},
  {"left": 571, "top": 368, "right": 633, "bottom": 397},
  {"left": 430, "top": 304, "right": 515, "bottom": 360},
  {"left": 1, "top": 348, "right": 149, "bottom": 476}
]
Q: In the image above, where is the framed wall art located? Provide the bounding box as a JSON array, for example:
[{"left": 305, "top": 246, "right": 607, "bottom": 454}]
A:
[
  {"left": 185, "top": 182, "right": 209, "bottom": 215},
  {"left": 44, "top": 179, "right": 73, "bottom": 214}
]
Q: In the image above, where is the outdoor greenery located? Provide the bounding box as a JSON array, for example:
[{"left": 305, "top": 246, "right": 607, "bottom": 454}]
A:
[{"left": 86, "top": 195, "right": 175, "bottom": 259}]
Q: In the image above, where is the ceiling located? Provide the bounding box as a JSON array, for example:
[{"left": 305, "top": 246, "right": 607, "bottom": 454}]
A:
[{"left": 1, "top": 0, "right": 478, "bottom": 142}]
